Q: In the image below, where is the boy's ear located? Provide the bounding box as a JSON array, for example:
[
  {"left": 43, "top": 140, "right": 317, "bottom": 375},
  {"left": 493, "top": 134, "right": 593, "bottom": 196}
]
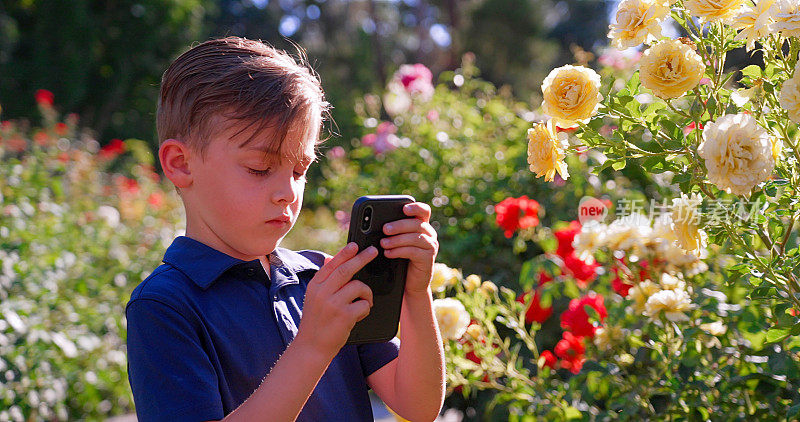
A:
[{"left": 159, "top": 139, "right": 193, "bottom": 189}]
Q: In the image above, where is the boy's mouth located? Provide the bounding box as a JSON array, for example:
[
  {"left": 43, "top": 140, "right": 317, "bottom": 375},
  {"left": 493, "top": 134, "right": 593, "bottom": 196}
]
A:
[{"left": 266, "top": 214, "right": 291, "bottom": 224}]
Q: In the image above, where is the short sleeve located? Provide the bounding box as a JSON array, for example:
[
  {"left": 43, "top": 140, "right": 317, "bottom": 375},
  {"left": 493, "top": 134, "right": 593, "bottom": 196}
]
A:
[
  {"left": 126, "top": 298, "right": 225, "bottom": 422},
  {"left": 357, "top": 336, "right": 401, "bottom": 377}
]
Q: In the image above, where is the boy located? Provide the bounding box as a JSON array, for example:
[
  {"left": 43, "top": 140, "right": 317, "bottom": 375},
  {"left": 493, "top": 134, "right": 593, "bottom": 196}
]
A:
[{"left": 125, "top": 36, "right": 446, "bottom": 421}]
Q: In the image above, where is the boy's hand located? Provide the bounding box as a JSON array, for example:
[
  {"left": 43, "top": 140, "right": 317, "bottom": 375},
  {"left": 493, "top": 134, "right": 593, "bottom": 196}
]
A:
[
  {"left": 296, "top": 243, "right": 378, "bottom": 358},
  {"left": 381, "top": 202, "right": 439, "bottom": 295}
]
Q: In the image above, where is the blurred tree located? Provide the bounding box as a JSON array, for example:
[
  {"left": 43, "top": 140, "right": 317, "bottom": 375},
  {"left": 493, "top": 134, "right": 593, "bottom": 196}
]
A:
[
  {"left": 0, "top": 0, "right": 612, "bottom": 151},
  {"left": 0, "top": 0, "right": 209, "bottom": 144}
]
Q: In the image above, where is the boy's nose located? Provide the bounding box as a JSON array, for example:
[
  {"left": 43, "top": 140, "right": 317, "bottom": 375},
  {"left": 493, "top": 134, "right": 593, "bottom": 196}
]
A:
[{"left": 271, "top": 176, "right": 299, "bottom": 204}]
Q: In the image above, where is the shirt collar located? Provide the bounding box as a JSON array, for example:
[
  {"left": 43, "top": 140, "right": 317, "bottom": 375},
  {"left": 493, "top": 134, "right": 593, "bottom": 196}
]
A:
[{"left": 162, "top": 236, "right": 321, "bottom": 290}]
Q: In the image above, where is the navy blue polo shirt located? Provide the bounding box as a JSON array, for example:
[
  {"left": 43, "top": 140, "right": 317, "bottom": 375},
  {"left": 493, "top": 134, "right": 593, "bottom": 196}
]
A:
[{"left": 125, "top": 236, "right": 400, "bottom": 422}]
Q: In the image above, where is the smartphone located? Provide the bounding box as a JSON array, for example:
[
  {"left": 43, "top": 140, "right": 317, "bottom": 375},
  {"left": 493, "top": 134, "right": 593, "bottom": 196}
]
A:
[{"left": 345, "top": 195, "right": 415, "bottom": 344}]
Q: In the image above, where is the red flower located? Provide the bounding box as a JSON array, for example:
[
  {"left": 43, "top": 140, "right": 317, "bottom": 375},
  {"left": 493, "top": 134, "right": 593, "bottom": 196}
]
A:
[
  {"left": 560, "top": 293, "right": 607, "bottom": 338},
  {"left": 612, "top": 272, "right": 633, "bottom": 297},
  {"left": 538, "top": 270, "right": 553, "bottom": 286},
  {"left": 55, "top": 122, "right": 69, "bottom": 136},
  {"left": 555, "top": 331, "right": 586, "bottom": 374},
  {"left": 683, "top": 121, "right": 703, "bottom": 136},
  {"left": 495, "top": 195, "right": 540, "bottom": 238},
  {"left": 562, "top": 251, "right": 600, "bottom": 288},
  {"left": 147, "top": 192, "right": 164, "bottom": 209},
  {"left": 117, "top": 176, "right": 140, "bottom": 194},
  {"left": 540, "top": 350, "right": 557, "bottom": 369},
  {"left": 35, "top": 89, "right": 54, "bottom": 107},
  {"left": 554, "top": 220, "right": 582, "bottom": 257},
  {"left": 33, "top": 131, "right": 49, "bottom": 146},
  {"left": 559, "top": 355, "right": 585, "bottom": 374},
  {"left": 517, "top": 290, "right": 552, "bottom": 324},
  {"left": 100, "top": 139, "right": 126, "bottom": 159}
]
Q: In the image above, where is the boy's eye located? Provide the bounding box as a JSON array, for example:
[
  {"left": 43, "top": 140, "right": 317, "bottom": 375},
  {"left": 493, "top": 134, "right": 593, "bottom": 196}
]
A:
[{"left": 247, "top": 167, "right": 272, "bottom": 176}]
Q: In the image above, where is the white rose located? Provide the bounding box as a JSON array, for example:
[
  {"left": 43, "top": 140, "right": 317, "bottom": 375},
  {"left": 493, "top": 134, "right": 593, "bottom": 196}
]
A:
[
  {"left": 697, "top": 113, "right": 775, "bottom": 196},
  {"left": 432, "top": 298, "right": 470, "bottom": 340}
]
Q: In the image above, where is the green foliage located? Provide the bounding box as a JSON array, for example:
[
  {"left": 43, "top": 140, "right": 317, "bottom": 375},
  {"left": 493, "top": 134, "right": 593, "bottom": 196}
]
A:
[{"left": 0, "top": 105, "right": 184, "bottom": 419}]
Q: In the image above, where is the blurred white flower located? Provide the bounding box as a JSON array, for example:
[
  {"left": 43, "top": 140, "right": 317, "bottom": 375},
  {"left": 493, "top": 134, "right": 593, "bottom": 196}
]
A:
[
  {"left": 572, "top": 220, "right": 607, "bottom": 263},
  {"left": 645, "top": 289, "right": 693, "bottom": 321},
  {"left": 51, "top": 332, "right": 78, "bottom": 358},
  {"left": 671, "top": 193, "right": 708, "bottom": 254},
  {"left": 700, "top": 320, "right": 728, "bottom": 336},
  {"left": 96, "top": 205, "right": 120, "bottom": 228},
  {"left": 433, "top": 298, "right": 470, "bottom": 340}
]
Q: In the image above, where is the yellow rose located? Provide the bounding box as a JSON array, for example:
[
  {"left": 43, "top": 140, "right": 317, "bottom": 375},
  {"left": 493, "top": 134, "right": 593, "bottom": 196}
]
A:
[
  {"left": 608, "top": 0, "right": 671, "bottom": 49},
  {"left": 430, "top": 263, "right": 460, "bottom": 293},
  {"left": 639, "top": 39, "right": 706, "bottom": 99},
  {"left": 540, "top": 65, "right": 603, "bottom": 129},
  {"left": 644, "top": 288, "right": 693, "bottom": 321},
  {"left": 732, "top": 0, "right": 775, "bottom": 51},
  {"left": 432, "top": 298, "right": 470, "bottom": 340},
  {"left": 780, "top": 62, "right": 800, "bottom": 123},
  {"left": 478, "top": 280, "right": 498, "bottom": 296},
  {"left": 593, "top": 325, "right": 624, "bottom": 351},
  {"left": 464, "top": 274, "right": 482, "bottom": 292},
  {"left": 627, "top": 280, "right": 660, "bottom": 314},
  {"left": 526, "top": 120, "right": 570, "bottom": 182},
  {"left": 697, "top": 113, "right": 775, "bottom": 196},
  {"left": 670, "top": 193, "right": 707, "bottom": 254},
  {"left": 770, "top": 0, "right": 800, "bottom": 38},
  {"left": 685, "top": 0, "right": 745, "bottom": 23}
]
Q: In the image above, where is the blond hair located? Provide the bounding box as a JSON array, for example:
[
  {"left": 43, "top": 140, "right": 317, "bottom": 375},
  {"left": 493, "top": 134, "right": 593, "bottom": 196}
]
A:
[{"left": 157, "top": 36, "right": 329, "bottom": 159}]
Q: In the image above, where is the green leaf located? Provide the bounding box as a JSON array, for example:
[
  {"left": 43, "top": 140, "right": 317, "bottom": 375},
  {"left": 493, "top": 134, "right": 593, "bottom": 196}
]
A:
[
  {"left": 612, "top": 159, "right": 627, "bottom": 170},
  {"left": 766, "top": 326, "right": 792, "bottom": 343},
  {"left": 741, "top": 65, "right": 762, "bottom": 81},
  {"left": 564, "top": 407, "right": 583, "bottom": 420}
]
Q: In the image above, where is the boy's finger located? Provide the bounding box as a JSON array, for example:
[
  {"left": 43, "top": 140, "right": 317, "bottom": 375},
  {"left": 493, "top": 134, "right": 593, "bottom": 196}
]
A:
[
  {"left": 402, "top": 202, "right": 431, "bottom": 220},
  {"left": 325, "top": 246, "right": 378, "bottom": 292},
  {"left": 348, "top": 300, "right": 372, "bottom": 322},
  {"left": 335, "top": 280, "right": 374, "bottom": 308},
  {"left": 310, "top": 243, "right": 358, "bottom": 285},
  {"left": 383, "top": 218, "right": 437, "bottom": 236},
  {"left": 380, "top": 232, "right": 436, "bottom": 250}
]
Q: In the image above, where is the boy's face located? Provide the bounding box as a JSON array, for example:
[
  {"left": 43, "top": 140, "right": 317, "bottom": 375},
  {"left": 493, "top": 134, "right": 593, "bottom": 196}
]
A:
[{"left": 183, "top": 115, "right": 318, "bottom": 262}]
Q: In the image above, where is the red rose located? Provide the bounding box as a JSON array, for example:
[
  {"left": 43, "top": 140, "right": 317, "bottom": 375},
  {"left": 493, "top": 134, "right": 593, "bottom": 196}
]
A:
[
  {"left": 560, "top": 293, "right": 607, "bottom": 338},
  {"left": 495, "top": 195, "right": 540, "bottom": 238},
  {"left": 100, "top": 139, "right": 126, "bottom": 159},
  {"left": 554, "top": 220, "right": 582, "bottom": 257},
  {"left": 612, "top": 273, "right": 633, "bottom": 297},
  {"left": 35, "top": 89, "right": 54, "bottom": 107},
  {"left": 562, "top": 251, "right": 600, "bottom": 288},
  {"left": 517, "top": 290, "right": 552, "bottom": 324},
  {"left": 540, "top": 350, "right": 557, "bottom": 369},
  {"left": 555, "top": 331, "right": 586, "bottom": 373}
]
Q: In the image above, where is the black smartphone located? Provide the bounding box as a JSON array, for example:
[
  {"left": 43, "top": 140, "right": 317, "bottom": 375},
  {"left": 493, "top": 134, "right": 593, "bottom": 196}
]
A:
[{"left": 345, "top": 195, "right": 415, "bottom": 344}]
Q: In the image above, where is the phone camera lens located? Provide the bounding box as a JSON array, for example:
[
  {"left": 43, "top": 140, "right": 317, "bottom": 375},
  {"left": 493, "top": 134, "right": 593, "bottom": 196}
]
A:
[{"left": 361, "top": 206, "right": 373, "bottom": 232}]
